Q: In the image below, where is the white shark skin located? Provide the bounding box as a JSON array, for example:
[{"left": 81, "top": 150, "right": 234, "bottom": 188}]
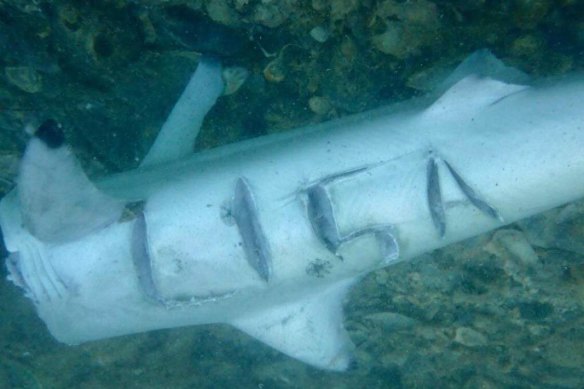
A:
[{"left": 1, "top": 53, "right": 584, "bottom": 371}]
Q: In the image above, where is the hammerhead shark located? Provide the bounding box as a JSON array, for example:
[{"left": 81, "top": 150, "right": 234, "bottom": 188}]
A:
[{"left": 1, "top": 50, "right": 583, "bottom": 370}]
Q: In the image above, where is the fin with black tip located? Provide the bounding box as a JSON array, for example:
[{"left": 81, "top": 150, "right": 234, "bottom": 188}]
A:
[{"left": 18, "top": 120, "right": 124, "bottom": 243}]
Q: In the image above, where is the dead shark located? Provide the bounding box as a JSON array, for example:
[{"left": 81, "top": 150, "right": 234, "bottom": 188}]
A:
[{"left": 0, "top": 51, "right": 583, "bottom": 370}]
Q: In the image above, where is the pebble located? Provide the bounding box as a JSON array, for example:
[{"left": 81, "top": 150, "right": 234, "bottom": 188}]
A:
[
  {"left": 331, "top": 0, "right": 359, "bottom": 21},
  {"left": 310, "top": 26, "right": 330, "bottom": 43},
  {"left": 513, "top": 0, "right": 551, "bottom": 29},
  {"left": 4, "top": 66, "right": 42, "bottom": 93},
  {"left": 253, "top": 3, "right": 287, "bottom": 28},
  {"left": 371, "top": 22, "right": 404, "bottom": 57},
  {"left": 222, "top": 66, "right": 249, "bottom": 95},
  {"left": 206, "top": 0, "right": 241, "bottom": 27},
  {"left": 454, "top": 327, "right": 488, "bottom": 347},
  {"left": 311, "top": 0, "right": 327, "bottom": 11},
  {"left": 364, "top": 311, "right": 417, "bottom": 331},
  {"left": 263, "top": 57, "right": 286, "bottom": 83},
  {"left": 510, "top": 35, "right": 544, "bottom": 58},
  {"left": 308, "top": 96, "right": 332, "bottom": 115},
  {"left": 485, "top": 229, "right": 539, "bottom": 266}
]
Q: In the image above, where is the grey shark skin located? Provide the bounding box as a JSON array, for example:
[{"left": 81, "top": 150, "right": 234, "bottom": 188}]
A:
[{"left": 1, "top": 52, "right": 583, "bottom": 370}]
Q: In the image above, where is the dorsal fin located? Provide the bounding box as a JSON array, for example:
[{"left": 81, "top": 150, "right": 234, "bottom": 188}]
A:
[
  {"left": 425, "top": 75, "right": 529, "bottom": 119},
  {"left": 18, "top": 120, "right": 124, "bottom": 243},
  {"left": 140, "top": 57, "right": 224, "bottom": 168},
  {"left": 437, "top": 49, "right": 530, "bottom": 94},
  {"left": 422, "top": 50, "right": 531, "bottom": 119}
]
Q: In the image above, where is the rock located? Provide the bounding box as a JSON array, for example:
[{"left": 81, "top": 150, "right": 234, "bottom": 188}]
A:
[
  {"left": 370, "top": 0, "right": 441, "bottom": 59},
  {"left": 4, "top": 66, "right": 42, "bottom": 93},
  {"left": 510, "top": 34, "right": 544, "bottom": 58},
  {"left": 263, "top": 57, "right": 286, "bottom": 83},
  {"left": 206, "top": 0, "right": 241, "bottom": 27},
  {"left": 372, "top": 22, "right": 405, "bottom": 58},
  {"left": 311, "top": 0, "right": 327, "bottom": 11},
  {"left": 308, "top": 96, "right": 332, "bottom": 115},
  {"left": 516, "top": 301, "right": 554, "bottom": 321},
  {"left": 222, "top": 66, "right": 249, "bottom": 95},
  {"left": 375, "top": 0, "right": 439, "bottom": 26},
  {"left": 518, "top": 199, "right": 584, "bottom": 256},
  {"left": 485, "top": 229, "right": 539, "bottom": 290},
  {"left": 331, "top": 0, "right": 359, "bottom": 21},
  {"left": 309, "top": 26, "right": 330, "bottom": 43},
  {"left": 512, "top": 0, "right": 551, "bottom": 29},
  {"left": 485, "top": 229, "right": 539, "bottom": 266},
  {"left": 463, "top": 376, "right": 498, "bottom": 389},
  {"left": 253, "top": 2, "right": 288, "bottom": 28},
  {"left": 0, "top": 153, "right": 19, "bottom": 186},
  {"left": 0, "top": 357, "right": 42, "bottom": 389},
  {"left": 453, "top": 327, "right": 488, "bottom": 347},
  {"left": 363, "top": 311, "right": 418, "bottom": 331},
  {"left": 541, "top": 330, "right": 584, "bottom": 369}
]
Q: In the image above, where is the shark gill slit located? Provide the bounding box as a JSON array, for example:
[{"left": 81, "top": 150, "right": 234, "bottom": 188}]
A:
[{"left": 232, "top": 177, "right": 272, "bottom": 282}]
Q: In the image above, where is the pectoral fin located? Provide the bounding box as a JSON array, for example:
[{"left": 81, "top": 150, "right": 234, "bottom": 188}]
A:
[
  {"left": 141, "top": 57, "right": 224, "bottom": 167},
  {"left": 231, "top": 279, "right": 356, "bottom": 371}
]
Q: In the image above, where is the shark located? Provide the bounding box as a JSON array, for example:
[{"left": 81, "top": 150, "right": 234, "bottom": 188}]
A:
[{"left": 0, "top": 50, "right": 583, "bottom": 371}]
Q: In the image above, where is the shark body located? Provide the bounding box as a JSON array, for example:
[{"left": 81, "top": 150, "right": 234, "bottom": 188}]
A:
[{"left": 1, "top": 51, "right": 583, "bottom": 370}]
